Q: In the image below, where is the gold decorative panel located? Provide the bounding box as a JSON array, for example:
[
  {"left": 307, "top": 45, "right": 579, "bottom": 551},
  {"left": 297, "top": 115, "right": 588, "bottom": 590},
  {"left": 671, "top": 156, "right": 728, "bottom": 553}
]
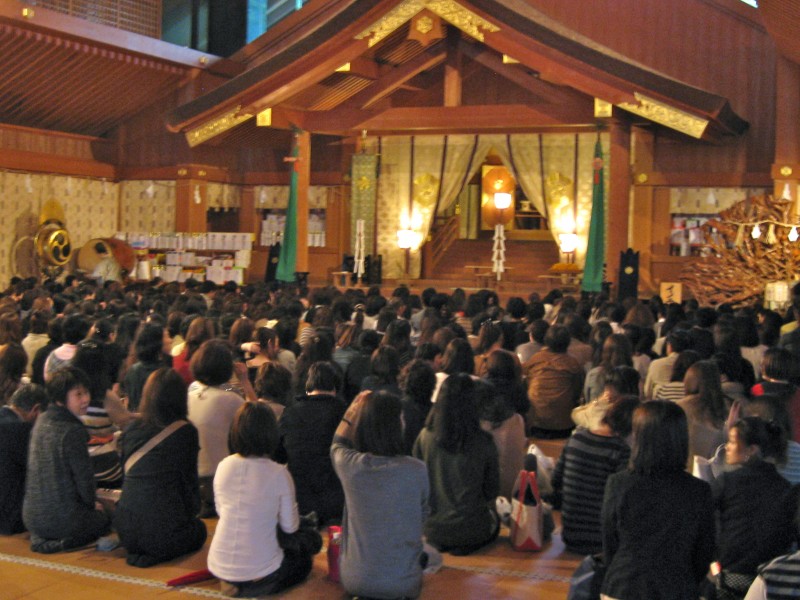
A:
[
  {"left": 355, "top": 0, "right": 500, "bottom": 47},
  {"left": 186, "top": 106, "right": 253, "bottom": 147},
  {"left": 617, "top": 93, "right": 708, "bottom": 139}
]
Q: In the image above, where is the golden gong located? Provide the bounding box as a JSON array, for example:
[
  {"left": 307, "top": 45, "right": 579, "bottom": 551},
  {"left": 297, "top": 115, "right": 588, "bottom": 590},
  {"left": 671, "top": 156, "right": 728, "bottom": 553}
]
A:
[
  {"left": 35, "top": 199, "right": 72, "bottom": 266},
  {"left": 35, "top": 222, "right": 72, "bottom": 266}
]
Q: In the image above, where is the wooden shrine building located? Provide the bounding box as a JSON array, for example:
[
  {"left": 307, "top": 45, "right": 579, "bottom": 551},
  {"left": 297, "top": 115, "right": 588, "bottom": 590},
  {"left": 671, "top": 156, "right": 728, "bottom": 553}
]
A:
[{"left": 0, "top": 0, "right": 798, "bottom": 297}]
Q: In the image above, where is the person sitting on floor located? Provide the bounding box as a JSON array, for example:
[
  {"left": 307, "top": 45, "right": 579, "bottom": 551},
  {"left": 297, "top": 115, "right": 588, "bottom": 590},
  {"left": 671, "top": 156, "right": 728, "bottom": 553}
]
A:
[
  {"left": 549, "top": 397, "right": 638, "bottom": 555},
  {"left": 114, "top": 368, "right": 207, "bottom": 568},
  {"left": 23, "top": 367, "right": 111, "bottom": 553},
  {"left": 0, "top": 384, "right": 47, "bottom": 535},
  {"left": 277, "top": 361, "right": 346, "bottom": 525},
  {"left": 332, "top": 390, "right": 431, "bottom": 600},
  {"left": 703, "top": 416, "right": 798, "bottom": 599},
  {"left": 413, "top": 373, "right": 500, "bottom": 555},
  {"left": 208, "top": 402, "right": 321, "bottom": 597},
  {"left": 571, "top": 365, "right": 640, "bottom": 432},
  {"left": 522, "top": 324, "right": 585, "bottom": 438},
  {"left": 188, "top": 339, "right": 245, "bottom": 518}
]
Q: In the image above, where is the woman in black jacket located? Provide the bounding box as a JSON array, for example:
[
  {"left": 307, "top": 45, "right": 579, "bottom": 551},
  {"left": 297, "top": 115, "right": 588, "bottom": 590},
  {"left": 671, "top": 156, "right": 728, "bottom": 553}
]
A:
[
  {"left": 277, "top": 361, "right": 345, "bottom": 525},
  {"left": 114, "top": 368, "right": 206, "bottom": 567},
  {"left": 601, "top": 401, "right": 715, "bottom": 599}
]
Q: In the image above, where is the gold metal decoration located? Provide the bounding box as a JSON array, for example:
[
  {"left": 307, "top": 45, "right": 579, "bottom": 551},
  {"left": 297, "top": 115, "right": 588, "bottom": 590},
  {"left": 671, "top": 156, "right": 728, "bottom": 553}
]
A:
[
  {"left": 355, "top": 0, "right": 499, "bottom": 47},
  {"left": 617, "top": 92, "right": 708, "bottom": 139},
  {"left": 780, "top": 165, "right": 793, "bottom": 177},
  {"left": 257, "top": 108, "right": 272, "bottom": 127},
  {"left": 502, "top": 55, "right": 520, "bottom": 64},
  {"left": 636, "top": 173, "right": 649, "bottom": 184},
  {"left": 594, "top": 98, "right": 613, "bottom": 118},
  {"left": 416, "top": 15, "right": 434, "bottom": 34},
  {"left": 356, "top": 176, "right": 372, "bottom": 191},
  {"left": 34, "top": 199, "right": 72, "bottom": 268},
  {"left": 413, "top": 173, "right": 439, "bottom": 209},
  {"left": 185, "top": 106, "right": 252, "bottom": 147}
]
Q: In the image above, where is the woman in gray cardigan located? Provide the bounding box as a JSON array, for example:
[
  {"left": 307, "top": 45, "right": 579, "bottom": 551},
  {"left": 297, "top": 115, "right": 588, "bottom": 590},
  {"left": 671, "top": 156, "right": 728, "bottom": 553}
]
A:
[{"left": 23, "top": 367, "right": 110, "bottom": 553}]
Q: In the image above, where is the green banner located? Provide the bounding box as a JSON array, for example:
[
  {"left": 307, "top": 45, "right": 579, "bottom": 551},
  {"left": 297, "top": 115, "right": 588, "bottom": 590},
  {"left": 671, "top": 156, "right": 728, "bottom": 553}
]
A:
[
  {"left": 582, "top": 139, "right": 605, "bottom": 293},
  {"left": 276, "top": 139, "right": 299, "bottom": 282},
  {"left": 350, "top": 153, "right": 378, "bottom": 252}
]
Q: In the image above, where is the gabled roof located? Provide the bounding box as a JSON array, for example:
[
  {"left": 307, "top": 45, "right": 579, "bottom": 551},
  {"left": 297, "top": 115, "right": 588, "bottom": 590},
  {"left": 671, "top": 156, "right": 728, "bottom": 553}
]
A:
[
  {"left": 166, "top": 0, "right": 748, "bottom": 147},
  {"left": 0, "top": 0, "right": 241, "bottom": 137}
]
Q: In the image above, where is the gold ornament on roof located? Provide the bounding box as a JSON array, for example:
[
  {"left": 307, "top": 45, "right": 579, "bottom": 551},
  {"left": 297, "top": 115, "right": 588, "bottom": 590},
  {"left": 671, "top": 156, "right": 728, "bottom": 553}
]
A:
[
  {"left": 416, "top": 15, "right": 433, "bottom": 34},
  {"left": 617, "top": 93, "right": 708, "bottom": 139},
  {"left": 355, "top": 0, "right": 500, "bottom": 47},
  {"left": 186, "top": 106, "right": 253, "bottom": 147}
]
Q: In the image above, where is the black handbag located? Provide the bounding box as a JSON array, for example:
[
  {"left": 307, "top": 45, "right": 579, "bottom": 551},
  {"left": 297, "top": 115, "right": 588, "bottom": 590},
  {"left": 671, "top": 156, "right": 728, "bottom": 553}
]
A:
[{"left": 567, "top": 553, "right": 606, "bottom": 600}]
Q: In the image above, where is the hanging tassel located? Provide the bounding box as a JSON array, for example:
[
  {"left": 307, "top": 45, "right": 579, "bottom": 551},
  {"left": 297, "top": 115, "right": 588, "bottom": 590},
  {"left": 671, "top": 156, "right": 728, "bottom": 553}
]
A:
[
  {"left": 734, "top": 224, "right": 744, "bottom": 247},
  {"left": 766, "top": 223, "right": 777, "bottom": 245}
]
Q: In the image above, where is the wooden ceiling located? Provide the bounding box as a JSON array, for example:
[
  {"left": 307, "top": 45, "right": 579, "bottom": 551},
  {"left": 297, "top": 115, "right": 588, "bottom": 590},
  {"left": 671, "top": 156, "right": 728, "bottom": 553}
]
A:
[
  {"left": 0, "top": 1, "right": 238, "bottom": 138},
  {"left": 758, "top": 0, "right": 800, "bottom": 66}
]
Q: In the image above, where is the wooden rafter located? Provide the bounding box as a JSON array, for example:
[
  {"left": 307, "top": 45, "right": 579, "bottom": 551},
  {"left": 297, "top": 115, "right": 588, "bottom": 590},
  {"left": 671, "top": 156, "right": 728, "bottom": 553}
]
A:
[{"left": 458, "top": 40, "right": 588, "bottom": 107}]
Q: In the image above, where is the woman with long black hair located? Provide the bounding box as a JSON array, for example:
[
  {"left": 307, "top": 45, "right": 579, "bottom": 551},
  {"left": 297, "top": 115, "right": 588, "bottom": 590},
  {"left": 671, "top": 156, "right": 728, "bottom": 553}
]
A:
[{"left": 413, "top": 373, "right": 499, "bottom": 555}]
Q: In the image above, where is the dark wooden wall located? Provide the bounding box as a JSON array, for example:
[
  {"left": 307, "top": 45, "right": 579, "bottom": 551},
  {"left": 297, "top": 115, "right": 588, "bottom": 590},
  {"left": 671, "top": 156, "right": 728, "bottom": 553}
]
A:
[{"left": 528, "top": 0, "right": 777, "bottom": 176}]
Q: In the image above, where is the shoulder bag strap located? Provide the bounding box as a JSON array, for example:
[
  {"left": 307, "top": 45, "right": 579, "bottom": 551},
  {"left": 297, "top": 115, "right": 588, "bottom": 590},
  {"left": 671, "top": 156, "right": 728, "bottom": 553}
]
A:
[{"left": 124, "top": 419, "right": 187, "bottom": 474}]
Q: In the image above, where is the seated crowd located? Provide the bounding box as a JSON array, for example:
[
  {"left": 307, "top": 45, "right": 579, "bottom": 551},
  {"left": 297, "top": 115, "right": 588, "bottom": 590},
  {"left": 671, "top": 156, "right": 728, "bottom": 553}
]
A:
[{"left": 1, "top": 274, "right": 800, "bottom": 599}]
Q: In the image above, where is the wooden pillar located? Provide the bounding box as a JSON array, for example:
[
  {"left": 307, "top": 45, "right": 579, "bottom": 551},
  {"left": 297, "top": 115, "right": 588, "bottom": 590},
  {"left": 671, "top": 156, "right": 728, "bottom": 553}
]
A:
[
  {"left": 175, "top": 170, "right": 207, "bottom": 232},
  {"left": 606, "top": 120, "right": 631, "bottom": 292},
  {"left": 444, "top": 27, "right": 462, "bottom": 107},
  {"left": 296, "top": 130, "right": 311, "bottom": 273},
  {"left": 774, "top": 56, "right": 800, "bottom": 215},
  {"left": 630, "top": 126, "right": 656, "bottom": 293},
  {"left": 239, "top": 185, "right": 257, "bottom": 237}
]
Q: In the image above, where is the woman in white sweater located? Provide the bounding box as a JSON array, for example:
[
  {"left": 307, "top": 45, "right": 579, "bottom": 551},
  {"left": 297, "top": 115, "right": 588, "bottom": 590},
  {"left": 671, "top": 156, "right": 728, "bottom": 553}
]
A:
[{"left": 208, "top": 402, "right": 320, "bottom": 597}]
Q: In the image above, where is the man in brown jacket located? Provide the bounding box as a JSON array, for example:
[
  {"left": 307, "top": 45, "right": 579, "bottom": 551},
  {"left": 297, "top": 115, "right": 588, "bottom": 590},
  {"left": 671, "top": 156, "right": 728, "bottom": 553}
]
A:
[{"left": 522, "top": 324, "right": 584, "bottom": 438}]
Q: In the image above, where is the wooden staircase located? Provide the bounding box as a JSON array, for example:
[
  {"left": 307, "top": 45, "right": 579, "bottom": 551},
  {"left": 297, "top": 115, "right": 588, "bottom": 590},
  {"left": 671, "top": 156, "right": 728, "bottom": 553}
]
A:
[{"left": 424, "top": 236, "right": 561, "bottom": 290}]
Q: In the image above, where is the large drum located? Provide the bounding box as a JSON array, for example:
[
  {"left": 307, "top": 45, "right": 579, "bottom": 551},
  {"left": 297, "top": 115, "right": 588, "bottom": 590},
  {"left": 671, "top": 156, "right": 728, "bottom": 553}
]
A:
[{"left": 77, "top": 238, "right": 136, "bottom": 275}]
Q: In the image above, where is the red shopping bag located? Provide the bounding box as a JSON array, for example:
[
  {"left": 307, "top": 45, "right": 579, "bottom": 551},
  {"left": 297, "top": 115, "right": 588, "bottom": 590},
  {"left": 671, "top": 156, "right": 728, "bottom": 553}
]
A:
[{"left": 509, "top": 470, "right": 543, "bottom": 551}]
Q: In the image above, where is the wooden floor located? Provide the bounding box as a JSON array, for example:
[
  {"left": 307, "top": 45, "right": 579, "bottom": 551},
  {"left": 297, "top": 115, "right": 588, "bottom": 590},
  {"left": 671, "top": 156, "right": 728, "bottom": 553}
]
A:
[{"left": 0, "top": 440, "right": 577, "bottom": 600}]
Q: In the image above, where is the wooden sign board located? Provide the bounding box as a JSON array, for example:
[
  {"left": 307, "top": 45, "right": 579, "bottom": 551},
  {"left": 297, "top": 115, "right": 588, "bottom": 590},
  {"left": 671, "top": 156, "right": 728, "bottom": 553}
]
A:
[{"left": 660, "top": 282, "right": 683, "bottom": 304}]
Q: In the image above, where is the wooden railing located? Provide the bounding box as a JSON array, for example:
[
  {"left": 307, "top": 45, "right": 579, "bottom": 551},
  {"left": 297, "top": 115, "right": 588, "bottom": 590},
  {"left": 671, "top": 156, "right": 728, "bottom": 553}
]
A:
[{"left": 423, "top": 214, "right": 460, "bottom": 277}]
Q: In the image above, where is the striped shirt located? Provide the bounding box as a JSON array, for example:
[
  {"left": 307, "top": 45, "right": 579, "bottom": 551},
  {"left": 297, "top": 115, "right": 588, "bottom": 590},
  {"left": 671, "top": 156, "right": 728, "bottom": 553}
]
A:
[
  {"left": 749, "top": 550, "right": 800, "bottom": 600},
  {"left": 777, "top": 441, "right": 800, "bottom": 485},
  {"left": 654, "top": 381, "right": 685, "bottom": 402},
  {"left": 550, "top": 429, "right": 630, "bottom": 554}
]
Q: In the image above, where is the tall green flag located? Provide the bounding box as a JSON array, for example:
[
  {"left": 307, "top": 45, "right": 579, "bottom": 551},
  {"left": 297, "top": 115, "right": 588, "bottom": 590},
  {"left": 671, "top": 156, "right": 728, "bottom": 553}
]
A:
[
  {"left": 581, "top": 138, "right": 605, "bottom": 293},
  {"left": 276, "top": 134, "right": 300, "bottom": 283}
]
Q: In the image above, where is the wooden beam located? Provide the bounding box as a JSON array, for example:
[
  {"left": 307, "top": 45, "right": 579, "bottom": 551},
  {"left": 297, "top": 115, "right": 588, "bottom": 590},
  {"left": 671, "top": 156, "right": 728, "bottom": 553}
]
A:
[
  {"left": 343, "top": 56, "right": 381, "bottom": 81},
  {"left": 482, "top": 29, "right": 638, "bottom": 105},
  {"left": 630, "top": 126, "right": 657, "bottom": 293},
  {"left": 632, "top": 171, "right": 773, "bottom": 187},
  {"left": 459, "top": 41, "right": 588, "bottom": 107},
  {"left": 444, "top": 27, "right": 462, "bottom": 107},
  {"left": 356, "top": 104, "right": 596, "bottom": 132},
  {"left": 238, "top": 36, "right": 372, "bottom": 119},
  {"left": 606, "top": 120, "right": 631, "bottom": 290},
  {"left": 296, "top": 130, "right": 310, "bottom": 273},
  {"left": 0, "top": 148, "right": 115, "bottom": 178},
  {"left": 341, "top": 43, "right": 447, "bottom": 110}
]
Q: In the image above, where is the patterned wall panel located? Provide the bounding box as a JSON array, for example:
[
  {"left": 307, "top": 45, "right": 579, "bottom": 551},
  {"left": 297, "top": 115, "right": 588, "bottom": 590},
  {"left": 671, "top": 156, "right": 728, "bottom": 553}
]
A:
[
  {"left": 0, "top": 171, "right": 120, "bottom": 287},
  {"left": 119, "top": 180, "right": 176, "bottom": 233}
]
